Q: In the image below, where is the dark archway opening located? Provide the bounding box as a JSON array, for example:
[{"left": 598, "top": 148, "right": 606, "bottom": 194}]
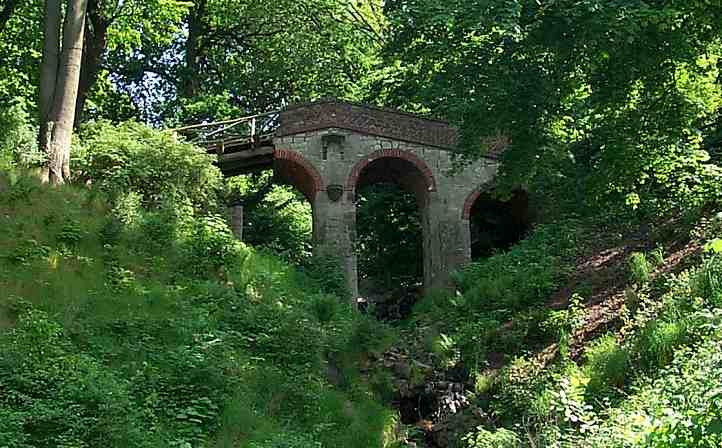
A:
[
  {"left": 353, "top": 156, "right": 431, "bottom": 322},
  {"left": 469, "top": 189, "right": 532, "bottom": 260},
  {"left": 356, "top": 184, "right": 423, "bottom": 320}
]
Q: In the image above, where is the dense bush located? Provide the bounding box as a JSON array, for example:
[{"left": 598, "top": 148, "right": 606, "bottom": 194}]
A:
[
  {"left": 411, "top": 220, "right": 581, "bottom": 369},
  {"left": 0, "top": 99, "right": 42, "bottom": 172},
  {"left": 481, "top": 237, "right": 722, "bottom": 447},
  {"left": 226, "top": 173, "right": 313, "bottom": 265},
  {"left": 76, "top": 121, "right": 224, "bottom": 211},
  {"left": 356, "top": 184, "right": 423, "bottom": 293}
]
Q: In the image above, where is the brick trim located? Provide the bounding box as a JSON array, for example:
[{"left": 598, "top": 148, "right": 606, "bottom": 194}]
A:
[
  {"left": 283, "top": 98, "right": 452, "bottom": 125},
  {"left": 274, "top": 148, "right": 325, "bottom": 200},
  {"left": 462, "top": 182, "right": 494, "bottom": 220},
  {"left": 277, "top": 102, "right": 458, "bottom": 150},
  {"left": 345, "top": 149, "right": 437, "bottom": 193}
]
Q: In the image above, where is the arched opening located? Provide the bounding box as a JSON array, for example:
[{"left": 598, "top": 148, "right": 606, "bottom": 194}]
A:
[
  {"left": 226, "top": 151, "right": 320, "bottom": 265},
  {"left": 465, "top": 189, "right": 532, "bottom": 260},
  {"left": 349, "top": 152, "right": 435, "bottom": 321}
]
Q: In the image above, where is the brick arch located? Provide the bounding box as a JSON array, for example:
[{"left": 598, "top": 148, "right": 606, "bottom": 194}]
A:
[
  {"left": 274, "top": 148, "right": 325, "bottom": 201},
  {"left": 345, "top": 149, "right": 437, "bottom": 194},
  {"left": 462, "top": 182, "right": 494, "bottom": 220}
]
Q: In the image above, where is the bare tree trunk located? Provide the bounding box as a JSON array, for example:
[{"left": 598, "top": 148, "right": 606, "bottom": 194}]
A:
[
  {"left": 182, "top": 0, "right": 207, "bottom": 98},
  {"left": 39, "top": 0, "right": 62, "bottom": 183},
  {"left": 40, "top": 0, "right": 88, "bottom": 185},
  {"left": 74, "top": 0, "right": 108, "bottom": 127}
]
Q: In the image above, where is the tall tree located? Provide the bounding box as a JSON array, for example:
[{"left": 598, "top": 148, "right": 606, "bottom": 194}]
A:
[
  {"left": 73, "top": 0, "right": 188, "bottom": 125},
  {"left": 39, "top": 0, "right": 89, "bottom": 184},
  {"left": 111, "top": 0, "right": 386, "bottom": 124},
  {"left": 378, "top": 0, "right": 722, "bottom": 216}
]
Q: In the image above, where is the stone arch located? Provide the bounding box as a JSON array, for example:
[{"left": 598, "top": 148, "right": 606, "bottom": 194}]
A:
[
  {"left": 346, "top": 148, "right": 437, "bottom": 303},
  {"left": 463, "top": 184, "right": 533, "bottom": 260},
  {"left": 273, "top": 148, "right": 325, "bottom": 202},
  {"left": 345, "top": 149, "right": 436, "bottom": 197},
  {"left": 462, "top": 182, "right": 494, "bottom": 221}
]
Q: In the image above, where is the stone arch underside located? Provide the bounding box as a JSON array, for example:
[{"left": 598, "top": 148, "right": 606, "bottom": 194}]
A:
[
  {"left": 273, "top": 148, "right": 325, "bottom": 202},
  {"left": 346, "top": 149, "right": 436, "bottom": 208}
]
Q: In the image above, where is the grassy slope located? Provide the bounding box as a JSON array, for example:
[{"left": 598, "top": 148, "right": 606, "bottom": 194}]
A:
[
  {"left": 390, "top": 214, "right": 722, "bottom": 447},
  {"left": 2, "top": 170, "right": 721, "bottom": 448},
  {"left": 0, "top": 173, "right": 398, "bottom": 448}
]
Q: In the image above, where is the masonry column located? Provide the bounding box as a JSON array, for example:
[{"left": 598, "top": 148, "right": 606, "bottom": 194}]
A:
[
  {"left": 313, "top": 189, "right": 359, "bottom": 302},
  {"left": 423, "top": 193, "right": 474, "bottom": 291}
]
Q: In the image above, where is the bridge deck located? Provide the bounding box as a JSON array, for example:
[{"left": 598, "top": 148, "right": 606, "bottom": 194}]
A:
[
  {"left": 173, "top": 111, "right": 280, "bottom": 175},
  {"left": 171, "top": 100, "right": 506, "bottom": 177}
]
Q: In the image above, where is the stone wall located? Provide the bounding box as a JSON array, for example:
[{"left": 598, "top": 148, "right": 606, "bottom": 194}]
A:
[{"left": 273, "top": 123, "right": 499, "bottom": 299}]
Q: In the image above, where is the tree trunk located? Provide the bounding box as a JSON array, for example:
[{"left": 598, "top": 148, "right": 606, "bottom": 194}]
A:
[
  {"left": 74, "top": 0, "right": 108, "bottom": 127},
  {"left": 182, "top": 0, "right": 207, "bottom": 98},
  {"left": 40, "top": 0, "right": 89, "bottom": 185},
  {"left": 39, "top": 0, "right": 62, "bottom": 183}
]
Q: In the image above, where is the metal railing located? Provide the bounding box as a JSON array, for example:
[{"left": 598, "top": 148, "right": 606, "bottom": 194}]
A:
[{"left": 172, "top": 110, "right": 281, "bottom": 153}]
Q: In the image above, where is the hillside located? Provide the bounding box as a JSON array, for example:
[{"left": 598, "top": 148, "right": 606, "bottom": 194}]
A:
[
  {"left": 2, "top": 161, "right": 722, "bottom": 448},
  {"left": 0, "top": 172, "right": 398, "bottom": 447},
  {"left": 372, "top": 215, "right": 722, "bottom": 447}
]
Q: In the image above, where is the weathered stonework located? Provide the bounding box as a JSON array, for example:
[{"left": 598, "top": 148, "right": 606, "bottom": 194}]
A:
[
  {"left": 270, "top": 101, "right": 503, "bottom": 299},
  {"left": 277, "top": 100, "right": 458, "bottom": 149}
]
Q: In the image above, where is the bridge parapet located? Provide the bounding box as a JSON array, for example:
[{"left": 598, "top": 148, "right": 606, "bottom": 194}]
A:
[
  {"left": 277, "top": 100, "right": 458, "bottom": 150},
  {"left": 173, "top": 110, "right": 280, "bottom": 154}
]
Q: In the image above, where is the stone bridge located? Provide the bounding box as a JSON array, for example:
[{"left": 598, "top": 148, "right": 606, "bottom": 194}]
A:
[{"left": 179, "top": 100, "right": 509, "bottom": 299}]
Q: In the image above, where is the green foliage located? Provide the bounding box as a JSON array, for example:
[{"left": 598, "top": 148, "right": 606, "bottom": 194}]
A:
[
  {"left": 0, "top": 3, "right": 43, "bottom": 110},
  {"left": 0, "top": 99, "right": 42, "bottom": 172},
  {"left": 302, "top": 254, "right": 350, "bottom": 300},
  {"left": 455, "top": 221, "right": 579, "bottom": 313},
  {"left": 76, "top": 121, "right": 224, "bottom": 211},
  {"left": 629, "top": 252, "right": 653, "bottom": 285},
  {"left": 227, "top": 173, "right": 313, "bottom": 265},
  {"left": 463, "top": 426, "right": 521, "bottom": 448},
  {"left": 691, "top": 255, "right": 722, "bottom": 307},
  {"left": 0, "top": 311, "right": 148, "bottom": 448},
  {"left": 356, "top": 184, "right": 423, "bottom": 292},
  {"left": 635, "top": 320, "right": 689, "bottom": 371},
  {"left": 583, "top": 335, "right": 630, "bottom": 398},
  {"left": 0, "top": 172, "right": 394, "bottom": 447},
  {"left": 412, "top": 220, "right": 580, "bottom": 369},
  {"left": 379, "top": 0, "right": 722, "bottom": 217},
  {"left": 180, "top": 215, "right": 246, "bottom": 279}
]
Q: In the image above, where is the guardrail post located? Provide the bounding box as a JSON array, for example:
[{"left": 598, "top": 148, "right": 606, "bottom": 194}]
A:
[
  {"left": 229, "top": 204, "right": 243, "bottom": 241},
  {"left": 251, "top": 118, "right": 256, "bottom": 144}
]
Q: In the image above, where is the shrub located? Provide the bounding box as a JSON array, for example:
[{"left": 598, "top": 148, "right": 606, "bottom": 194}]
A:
[
  {"left": 301, "top": 254, "right": 349, "bottom": 300},
  {"left": 692, "top": 255, "right": 722, "bottom": 307},
  {"left": 0, "top": 311, "right": 148, "bottom": 448},
  {"left": 629, "top": 252, "right": 652, "bottom": 284},
  {"left": 310, "top": 294, "right": 341, "bottom": 324},
  {"left": 583, "top": 334, "right": 630, "bottom": 397},
  {"left": 491, "top": 356, "right": 549, "bottom": 422},
  {"left": 0, "top": 99, "right": 42, "bottom": 171},
  {"left": 77, "top": 121, "right": 224, "bottom": 211},
  {"left": 635, "top": 320, "right": 689, "bottom": 370},
  {"left": 456, "top": 221, "right": 579, "bottom": 314},
  {"left": 463, "top": 426, "right": 521, "bottom": 448},
  {"left": 180, "top": 215, "right": 246, "bottom": 279}
]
